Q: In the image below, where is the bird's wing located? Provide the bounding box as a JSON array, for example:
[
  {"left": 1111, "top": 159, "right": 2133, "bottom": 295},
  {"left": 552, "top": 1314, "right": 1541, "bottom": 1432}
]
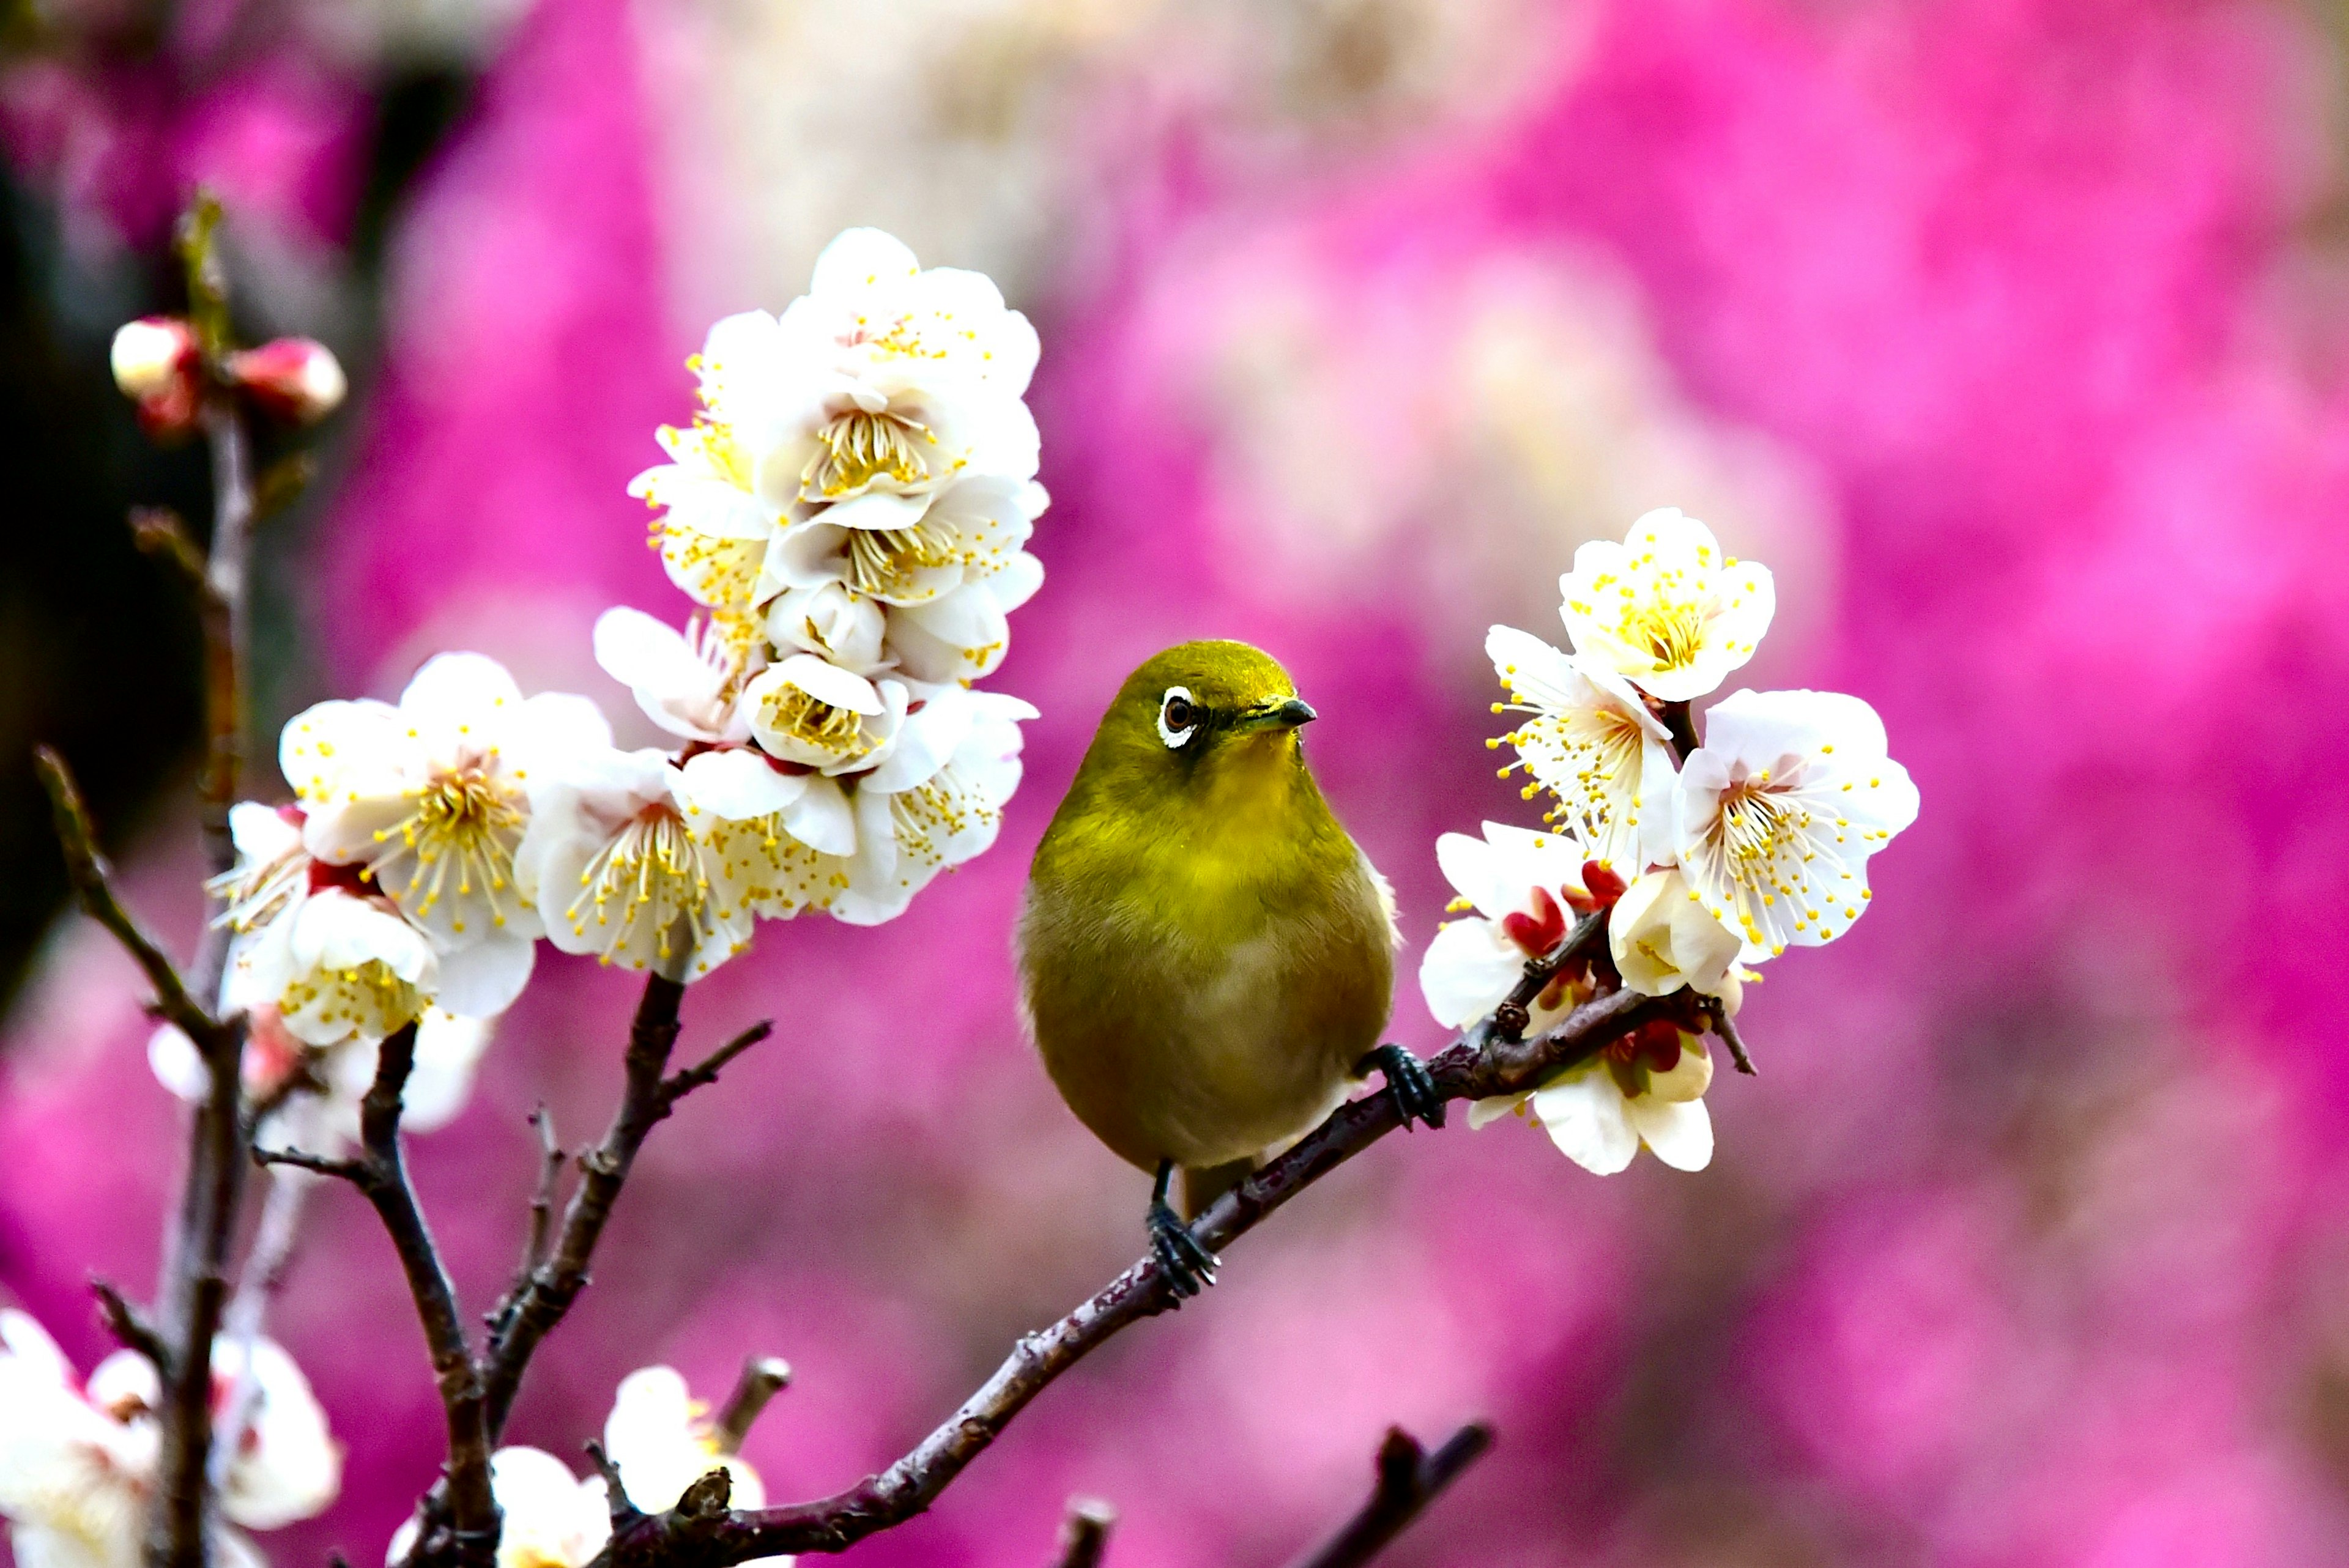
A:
[{"left": 1358, "top": 846, "right": 1404, "bottom": 951}]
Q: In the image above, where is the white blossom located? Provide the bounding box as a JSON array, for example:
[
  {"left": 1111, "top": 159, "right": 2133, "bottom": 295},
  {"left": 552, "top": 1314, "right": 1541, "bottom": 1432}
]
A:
[
  {"left": 1607, "top": 866, "right": 1746, "bottom": 1013},
  {"left": 149, "top": 1007, "right": 492, "bottom": 1154},
  {"left": 1417, "top": 821, "right": 1598, "bottom": 1035},
  {"left": 513, "top": 745, "right": 800, "bottom": 980},
  {"left": 1485, "top": 624, "right": 1675, "bottom": 876},
  {"left": 1557, "top": 507, "right": 1773, "bottom": 701},
  {"left": 602, "top": 1369, "right": 791, "bottom": 1568},
  {"left": 1673, "top": 688, "right": 1920, "bottom": 956},
  {"left": 760, "top": 583, "right": 887, "bottom": 675},
  {"left": 831, "top": 686, "right": 1034, "bottom": 925},
  {"left": 739, "top": 656, "right": 908, "bottom": 776},
  {"left": 0, "top": 1311, "right": 338, "bottom": 1568},
  {"left": 628, "top": 410, "right": 783, "bottom": 616},
  {"left": 1480, "top": 1032, "right": 1716, "bottom": 1175},
  {"left": 388, "top": 1448, "right": 609, "bottom": 1568},
  {"left": 281, "top": 653, "right": 610, "bottom": 1014},
  {"left": 210, "top": 803, "right": 438, "bottom": 1048},
  {"left": 593, "top": 607, "right": 760, "bottom": 745}
]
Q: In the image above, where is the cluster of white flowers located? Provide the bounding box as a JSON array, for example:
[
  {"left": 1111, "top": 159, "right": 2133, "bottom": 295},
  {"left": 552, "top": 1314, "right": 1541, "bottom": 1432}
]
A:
[
  {"left": 609, "top": 225, "right": 1045, "bottom": 940},
  {"left": 1420, "top": 508, "right": 1918, "bottom": 1175},
  {"left": 163, "top": 227, "right": 1047, "bottom": 1089},
  {"left": 386, "top": 1367, "right": 790, "bottom": 1568},
  {"left": 0, "top": 1309, "right": 339, "bottom": 1568}
]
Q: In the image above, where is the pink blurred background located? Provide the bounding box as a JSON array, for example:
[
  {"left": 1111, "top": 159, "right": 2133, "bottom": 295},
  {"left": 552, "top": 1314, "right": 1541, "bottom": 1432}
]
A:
[{"left": 9, "top": 0, "right": 2349, "bottom": 1562}]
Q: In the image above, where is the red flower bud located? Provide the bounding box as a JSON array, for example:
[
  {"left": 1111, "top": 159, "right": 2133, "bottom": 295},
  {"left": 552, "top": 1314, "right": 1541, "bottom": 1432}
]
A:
[
  {"left": 225, "top": 337, "right": 346, "bottom": 424},
  {"left": 1581, "top": 860, "right": 1628, "bottom": 908}
]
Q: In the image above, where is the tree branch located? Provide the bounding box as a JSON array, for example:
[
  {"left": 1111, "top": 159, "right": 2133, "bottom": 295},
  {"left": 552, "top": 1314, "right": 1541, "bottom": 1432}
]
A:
[
  {"left": 481, "top": 975, "right": 689, "bottom": 1437},
  {"left": 1049, "top": 1499, "right": 1115, "bottom": 1568},
  {"left": 90, "top": 1278, "right": 172, "bottom": 1374},
  {"left": 1282, "top": 1423, "right": 1493, "bottom": 1568},
  {"left": 588, "top": 980, "right": 1685, "bottom": 1567},
  {"left": 32, "top": 747, "right": 229, "bottom": 1055},
  {"left": 713, "top": 1357, "right": 792, "bottom": 1455},
  {"left": 656, "top": 1021, "right": 773, "bottom": 1114},
  {"left": 266, "top": 1024, "right": 500, "bottom": 1568}
]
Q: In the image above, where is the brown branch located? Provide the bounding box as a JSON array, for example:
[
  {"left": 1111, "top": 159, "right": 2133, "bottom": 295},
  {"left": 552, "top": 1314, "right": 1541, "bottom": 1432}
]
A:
[
  {"left": 1283, "top": 1423, "right": 1494, "bottom": 1568},
  {"left": 32, "top": 748, "right": 228, "bottom": 1054},
  {"left": 1710, "top": 1007, "right": 1757, "bottom": 1076},
  {"left": 481, "top": 975, "right": 689, "bottom": 1438},
  {"left": 589, "top": 978, "right": 1683, "bottom": 1567},
  {"left": 90, "top": 1278, "right": 172, "bottom": 1374},
  {"left": 585, "top": 1443, "right": 644, "bottom": 1530},
  {"left": 655, "top": 1020, "right": 773, "bottom": 1114},
  {"left": 713, "top": 1357, "right": 792, "bottom": 1455},
  {"left": 261, "top": 1024, "right": 500, "bottom": 1568},
  {"left": 42, "top": 736, "right": 248, "bottom": 1568},
  {"left": 1049, "top": 1500, "right": 1115, "bottom": 1568}
]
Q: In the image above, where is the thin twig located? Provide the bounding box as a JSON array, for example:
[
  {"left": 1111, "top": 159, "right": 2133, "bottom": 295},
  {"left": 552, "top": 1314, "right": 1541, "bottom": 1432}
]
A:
[
  {"left": 1710, "top": 1007, "right": 1757, "bottom": 1076},
  {"left": 1282, "top": 1423, "right": 1494, "bottom": 1568},
  {"left": 262, "top": 1024, "right": 500, "bottom": 1568},
  {"left": 1050, "top": 1499, "right": 1115, "bottom": 1568},
  {"left": 588, "top": 981, "right": 1686, "bottom": 1566},
  {"left": 90, "top": 1278, "right": 172, "bottom": 1374},
  {"left": 481, "top": 976, "right": 690, "bottom": 1438},
  {"left": 655, "top": 1021, "right": 773, "bottom": 1114},
  {"left": 585, "top": 1443, "right": 644, "bottom": 1529},
  {"left": 525, "top": 1107, "right": 565, "bottom": 1273},
  {"left": 32, "top": 748, "right": 227, "bottom": 1054},
  {"left": 713, "top": 1358, "right": 792, "bottom": 1455}
]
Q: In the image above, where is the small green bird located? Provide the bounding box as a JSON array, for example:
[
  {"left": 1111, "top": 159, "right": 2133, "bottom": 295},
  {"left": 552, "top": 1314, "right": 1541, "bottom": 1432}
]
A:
[{"left": 1018, "top": 640, "right": 1441, "bottom": 1298}]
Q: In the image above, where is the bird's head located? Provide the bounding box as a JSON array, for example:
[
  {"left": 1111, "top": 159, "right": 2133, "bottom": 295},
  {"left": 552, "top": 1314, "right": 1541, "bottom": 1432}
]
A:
[{"left": 1080, "top": 640, "right": 1319, "bottom": 805}]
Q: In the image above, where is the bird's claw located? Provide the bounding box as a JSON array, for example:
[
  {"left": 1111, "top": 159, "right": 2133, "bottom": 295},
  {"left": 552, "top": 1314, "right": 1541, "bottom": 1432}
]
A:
[
  {"left": 1363, "top": 1044, "right": 1446, "bottom": 1131},
  {"left": 1146, "top": 1201, "right": 1218, "bottom": 1300}
]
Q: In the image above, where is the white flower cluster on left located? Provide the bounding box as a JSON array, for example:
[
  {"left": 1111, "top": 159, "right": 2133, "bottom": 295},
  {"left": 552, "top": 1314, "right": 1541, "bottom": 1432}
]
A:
[
  {"left": 1422, "top": 508, "right": 1920, "bottom": 1176},
  {"left": 0, "top": 1309, "right": 339, "bottom": 1568}
]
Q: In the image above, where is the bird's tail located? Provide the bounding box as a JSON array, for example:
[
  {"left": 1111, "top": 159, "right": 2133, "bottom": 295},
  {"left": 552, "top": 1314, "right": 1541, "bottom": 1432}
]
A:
[{"left": 1179, "top": 1158, "right": 1256, "bottom": 1221}]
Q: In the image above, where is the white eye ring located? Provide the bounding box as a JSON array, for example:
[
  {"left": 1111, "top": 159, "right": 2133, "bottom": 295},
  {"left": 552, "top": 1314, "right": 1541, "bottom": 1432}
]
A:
[{"left": 1157, "top": 686, "right": 1198, "bottom": 749}]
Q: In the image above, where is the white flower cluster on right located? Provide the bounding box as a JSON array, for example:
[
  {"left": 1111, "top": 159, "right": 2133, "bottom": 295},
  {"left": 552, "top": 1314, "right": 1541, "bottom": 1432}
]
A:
[{"left": 1420, "top": 507, "right": 1920, "bottom": 1175}]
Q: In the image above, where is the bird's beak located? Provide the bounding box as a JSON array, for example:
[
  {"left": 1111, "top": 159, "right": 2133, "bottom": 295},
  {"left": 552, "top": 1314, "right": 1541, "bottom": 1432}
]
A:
[{"left": 1233, "top": 697, "right": 1318, "bottom": 734}]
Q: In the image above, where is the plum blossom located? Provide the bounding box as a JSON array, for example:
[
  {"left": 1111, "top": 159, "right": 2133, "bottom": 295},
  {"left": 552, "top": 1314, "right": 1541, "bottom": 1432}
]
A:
[
  {"left": 593, "top": 607, "right": 760, "bottom": 745},
  {"left": 513, "top": 745, "right": 841, "bottom": 978},
  {"left": 0, "top": 1311, "right": 338, "bottom": 1568},
  {"left": 281, "top": 653, "right": 610, "bottom": 1014},
  {"left": 210, "top": 804, "right": 438, "bottom": 1047},
  {"left": 388, "top": 1448, "right": 609, "bottom": 1568},
  {"left": 1418, "top": 821, "right": 1610, "bottom": 1036},
  {"left": 1557, "top": 507, "right": 1774, "bottom": 701},
  {"left": 149, "top": 1006, "right": 493, "bottom": 1155},
  {"left": 1608, "top": 866, "right": 1748, "bottom": 1013},
  {"left": 1475, "top": 1027, "right": 1716, "bottom": 1175},
  {"left": 740, "top": 657, "right": 908, "bottom": 776},
  {"left": 1674, "top": 688, "right": 1920, "bottom": 956},
  {"left": 831, "top": 686, "right": 1035, "bottom": 925},
  {"left": 1485, "top": 623, "right": 1675, "bottom": 875},
  {"left": 600, "top": 1369, "right": 792, "bottom": 1568}
]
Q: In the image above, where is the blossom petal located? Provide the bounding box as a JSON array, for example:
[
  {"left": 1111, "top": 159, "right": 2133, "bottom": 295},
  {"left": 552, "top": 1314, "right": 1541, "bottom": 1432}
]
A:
[
  {"left": 1417, "top": 919, "right": 1521, "bottom": 1029},
  {"left": 1530, "top": 1070, "right": 1640, "bottom": 1175},
  {"left": 678, "top": 748, "right": 809, "bottom": 821},
  {"left": 433, "top": 932, "right": 533, "bottom": 1018},
  {"left": 1626, "top": 1095, "right": 1714, "bottom": 1171}
]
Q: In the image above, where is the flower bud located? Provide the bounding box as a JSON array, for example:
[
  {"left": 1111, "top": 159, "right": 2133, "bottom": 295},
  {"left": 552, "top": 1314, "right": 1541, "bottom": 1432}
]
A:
[
  {"left": 225, "top": 337, "right": 346, "bottom": 424},
  {"left": 110, "top": 316, "right": 195, "bottom": 399}
]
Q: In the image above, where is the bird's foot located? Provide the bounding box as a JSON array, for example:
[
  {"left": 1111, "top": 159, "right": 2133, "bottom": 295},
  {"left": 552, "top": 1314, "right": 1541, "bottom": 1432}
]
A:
[
  {"left": 1361, "top": 1043, "right": 1447, "bottom": 1131},
  {"left": 1146, "top": 1200, "right": 1218, "bottom": 1301}
]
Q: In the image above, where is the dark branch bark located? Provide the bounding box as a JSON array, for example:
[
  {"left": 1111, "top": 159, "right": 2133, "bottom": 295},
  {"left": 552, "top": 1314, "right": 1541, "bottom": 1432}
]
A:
[
  {"left": 481, "top": 975, "right": 689, "bottom": 1437},
  {"left": 656, "top": 1021, "right": 773, "bottom": 1114},
  {"left": 1282, "top": 1423, "right": 1494, "bottom": 1568},
  {"left": 91, "top": 1278, "right": 172, "bottom": 1374},
  {"left": 1050, "top": 1499, "right": 1115, "bottom": 1568},
  {"left": 1710, "top": 1007, "right": 1757, "bottom": 1076},
  {"left": 262, "top": 1024, "right": 500, "bottom": 1568},
  {"left": 588, "top": 977, "right": 1684, "bottom": 1568},
  {"left": 32, "top": 748, "right": 229, "bottom": 1054}
]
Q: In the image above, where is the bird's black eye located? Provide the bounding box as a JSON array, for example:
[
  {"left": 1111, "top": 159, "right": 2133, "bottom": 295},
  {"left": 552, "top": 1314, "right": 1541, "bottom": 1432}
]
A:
[{"left": 1157, "top": 686, "right": 1200, "bottom": 749}]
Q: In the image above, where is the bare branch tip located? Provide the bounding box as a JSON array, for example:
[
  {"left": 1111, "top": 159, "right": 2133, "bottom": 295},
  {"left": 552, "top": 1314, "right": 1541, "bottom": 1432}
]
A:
[
  {"left": 714, "top": 1355, "right": 793, "bottom": 1454},
  {"left": 1053, "top": 1496, "right": 1116, "bottom": 1568},
  {"left": 89, "top": 1277, "right": 171, "bottom": 1371}
]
